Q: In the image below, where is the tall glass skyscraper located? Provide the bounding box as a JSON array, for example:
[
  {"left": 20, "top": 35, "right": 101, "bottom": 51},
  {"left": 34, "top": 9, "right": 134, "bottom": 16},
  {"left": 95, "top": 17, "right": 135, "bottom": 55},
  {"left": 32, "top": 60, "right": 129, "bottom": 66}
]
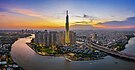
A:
[{"left": 65, "top": 10, "right": 70, "bottom": 45}]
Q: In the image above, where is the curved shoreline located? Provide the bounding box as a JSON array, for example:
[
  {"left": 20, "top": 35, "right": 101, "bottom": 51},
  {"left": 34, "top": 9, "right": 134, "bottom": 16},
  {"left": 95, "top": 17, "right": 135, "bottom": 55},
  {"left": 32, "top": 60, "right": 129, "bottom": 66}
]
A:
[
  {"left": 26, "top": 35, "right": 135, "bottom": 61},
  {"left": 10, "top": 35, "right": 135, "bottom": 70}
]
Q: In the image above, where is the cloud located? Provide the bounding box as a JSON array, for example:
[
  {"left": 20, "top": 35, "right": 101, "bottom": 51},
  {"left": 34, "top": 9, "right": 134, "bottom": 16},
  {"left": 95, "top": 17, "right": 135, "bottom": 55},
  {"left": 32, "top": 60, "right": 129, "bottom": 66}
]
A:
[
  {"left": 94, "top": 17, "right": 135, "bottom": 29},
  {"left": 0, "top": 7, "right": 47, "bottom": 19},
  {"left": 0, "top": 4, "right": 46, "bottom": 19},
  {"left": 73, "top": 14, "right": 98, "bottom": 25},
  {"left": 72, "top": 21, "right": 90, "bottom": 24},
  {"left": 70, "top": 24, "right": 94, "bottom": 30},
  {"left": 9, "top": 8, "right": 46, "bottom": 19},
  {"left": 0, "top": 8, "right": 8, "bottom": 12},
  {"left": 103, "top": 17, "right": 135, "bottom": 26},
  {"left": 75, "top": 14, "right": 96, "bottom": 19}
]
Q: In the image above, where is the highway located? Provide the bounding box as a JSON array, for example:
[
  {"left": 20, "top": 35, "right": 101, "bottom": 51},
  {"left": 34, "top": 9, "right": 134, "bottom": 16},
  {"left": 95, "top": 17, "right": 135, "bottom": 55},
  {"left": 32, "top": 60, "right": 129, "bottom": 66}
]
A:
[{"left": 86, "top": 41, "right": 135, "bottom": 61}]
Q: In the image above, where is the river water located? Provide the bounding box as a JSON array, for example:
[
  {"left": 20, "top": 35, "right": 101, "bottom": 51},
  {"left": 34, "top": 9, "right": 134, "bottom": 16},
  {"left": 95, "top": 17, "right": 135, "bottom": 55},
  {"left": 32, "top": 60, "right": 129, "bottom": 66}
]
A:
[{"left": 11, "top": 35, "right": 135, "bottom": 70}]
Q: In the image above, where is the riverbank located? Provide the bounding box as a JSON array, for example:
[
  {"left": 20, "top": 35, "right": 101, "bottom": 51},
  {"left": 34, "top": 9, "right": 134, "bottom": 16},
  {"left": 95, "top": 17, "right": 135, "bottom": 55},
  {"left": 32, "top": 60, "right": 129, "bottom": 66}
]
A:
[
  {"left": 114, "top": 35, "right": 135, "bottom": 51},
  {"left": 27, "top": 41, "right": 107, "bottom": 61},
  {"left": 0, "top": 33, "right": 31, "bottom": 70},
  {"left": 27, "top": 34, "right": 135, "bottom": 61},
  {"left": 10, "top": 35, "right": 135, "bottom": 70}
]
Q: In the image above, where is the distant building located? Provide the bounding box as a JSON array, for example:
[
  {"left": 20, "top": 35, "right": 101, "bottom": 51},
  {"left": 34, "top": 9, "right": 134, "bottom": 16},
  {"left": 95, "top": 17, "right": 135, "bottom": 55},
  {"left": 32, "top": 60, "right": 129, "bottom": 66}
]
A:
[
  {"left": 69, "top": 31, "right": 76, "bottom": 45},
  {"left": 35, "top": 30, "right": 49, "bottom": 47},
  {"left": 49, "top": 31, "right": 58, "bottom": 47},
  {"left": 35, "top": 31, "right": 43, "bottom": 46},
  {"left": 34, "top": 30, "right": 76, "bottom": 47},
  {"left": 91, "top": 33, "right": 97, "bottom": 42},
  {"left": 58, "top": 31, "right": 65, "bottom": 46},
  {"left": 43, "top": 30, "right": 49, "bottom": 47},
  {"left": 21, "top": 29, "right": 34, "bottom": 34}
]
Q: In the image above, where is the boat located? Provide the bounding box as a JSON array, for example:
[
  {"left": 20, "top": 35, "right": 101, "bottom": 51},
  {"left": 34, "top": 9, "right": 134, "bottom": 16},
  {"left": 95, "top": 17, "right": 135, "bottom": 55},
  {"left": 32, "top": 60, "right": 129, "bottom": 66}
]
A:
[{"left": 65, "top": 57, "right": 72, "bottom": 62}]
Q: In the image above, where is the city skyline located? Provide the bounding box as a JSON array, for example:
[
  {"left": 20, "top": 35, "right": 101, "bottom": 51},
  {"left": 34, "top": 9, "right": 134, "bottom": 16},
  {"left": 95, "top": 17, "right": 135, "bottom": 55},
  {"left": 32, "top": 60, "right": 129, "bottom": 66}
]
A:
[
  {"left": 0, "top": 0, "right": 135, "bottom": 30},
  {"left": 1, "top": 0, "right": 135, "bottom": 69}
]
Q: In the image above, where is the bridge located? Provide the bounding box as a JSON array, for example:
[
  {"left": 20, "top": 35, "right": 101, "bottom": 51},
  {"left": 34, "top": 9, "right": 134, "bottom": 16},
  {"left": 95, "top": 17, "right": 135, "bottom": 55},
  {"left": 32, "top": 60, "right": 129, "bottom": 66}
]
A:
[{"left": 86, "top": 41, "right": 135, "bottom": 61}]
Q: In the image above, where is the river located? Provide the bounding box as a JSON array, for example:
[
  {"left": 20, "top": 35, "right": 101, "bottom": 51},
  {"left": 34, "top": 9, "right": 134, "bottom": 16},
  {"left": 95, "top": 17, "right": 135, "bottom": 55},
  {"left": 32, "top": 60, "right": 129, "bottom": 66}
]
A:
[{"left": 11, "top": 35, "right": 135, "bottom": 70}]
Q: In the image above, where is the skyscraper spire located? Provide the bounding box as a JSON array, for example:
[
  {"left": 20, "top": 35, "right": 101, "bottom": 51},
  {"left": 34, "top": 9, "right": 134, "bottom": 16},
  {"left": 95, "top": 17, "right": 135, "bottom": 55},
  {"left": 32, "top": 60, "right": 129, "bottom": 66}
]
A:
[{"left": 66, "top": 10, "right": 68, "bottom": 15}]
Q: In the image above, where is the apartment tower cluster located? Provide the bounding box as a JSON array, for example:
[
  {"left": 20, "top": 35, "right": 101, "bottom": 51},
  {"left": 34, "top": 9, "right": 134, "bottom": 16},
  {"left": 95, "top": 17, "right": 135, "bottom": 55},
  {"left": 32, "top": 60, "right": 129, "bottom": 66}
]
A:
[{"left": 34, "top": 11, "right": 76, "bottom": 49}]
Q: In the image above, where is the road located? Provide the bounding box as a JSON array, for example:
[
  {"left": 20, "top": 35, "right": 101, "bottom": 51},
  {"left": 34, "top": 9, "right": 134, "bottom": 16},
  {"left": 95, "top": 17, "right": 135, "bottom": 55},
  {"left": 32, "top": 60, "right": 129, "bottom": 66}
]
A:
[{"left": 86, "top": 41, "right": 135, "bottom": 61}]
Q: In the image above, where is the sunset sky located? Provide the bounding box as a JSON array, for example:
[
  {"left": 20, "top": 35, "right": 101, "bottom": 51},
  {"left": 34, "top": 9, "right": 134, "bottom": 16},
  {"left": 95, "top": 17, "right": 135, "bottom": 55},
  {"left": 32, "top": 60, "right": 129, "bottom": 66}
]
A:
[{"left": 0, "top": 0, "right": 135, "bottom": 30}]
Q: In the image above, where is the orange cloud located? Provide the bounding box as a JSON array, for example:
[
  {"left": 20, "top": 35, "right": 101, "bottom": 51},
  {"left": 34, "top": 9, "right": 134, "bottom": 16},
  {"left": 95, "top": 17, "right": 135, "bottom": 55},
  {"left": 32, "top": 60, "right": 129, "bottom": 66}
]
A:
[
  {"left": 9, "top": 8, "right": 46, "bottom": 19},
  {"left": 1, "top": 7, "right": 134, "bottom": 30},
  {"left": 93, "top": 25, "right": 135, "bottom": 29},
  {"left": 0, "top": 7, "right": 65, "bottom": 29}
]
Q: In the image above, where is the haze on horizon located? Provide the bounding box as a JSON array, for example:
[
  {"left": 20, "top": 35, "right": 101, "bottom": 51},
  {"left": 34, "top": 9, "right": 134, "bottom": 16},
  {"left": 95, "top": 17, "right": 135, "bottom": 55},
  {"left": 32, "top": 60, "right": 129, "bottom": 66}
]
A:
[{"left": 0, "top": 0, "right": 135, "bottom": 30}]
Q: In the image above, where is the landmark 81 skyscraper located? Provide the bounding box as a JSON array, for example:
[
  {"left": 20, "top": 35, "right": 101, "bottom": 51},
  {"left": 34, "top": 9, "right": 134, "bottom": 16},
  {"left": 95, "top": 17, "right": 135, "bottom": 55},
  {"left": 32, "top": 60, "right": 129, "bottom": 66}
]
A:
[{"left": 65, "top": 10, "right": 70, "bottom": 45}]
